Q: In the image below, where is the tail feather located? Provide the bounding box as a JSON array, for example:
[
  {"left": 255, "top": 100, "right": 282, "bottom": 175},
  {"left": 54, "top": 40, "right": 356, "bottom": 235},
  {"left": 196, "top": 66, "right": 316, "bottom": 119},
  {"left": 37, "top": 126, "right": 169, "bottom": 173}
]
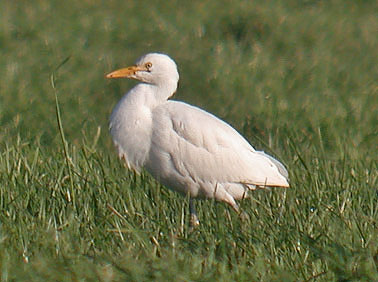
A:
[{"left": 256, "top": 151, "right": 289, "bottom": 181}]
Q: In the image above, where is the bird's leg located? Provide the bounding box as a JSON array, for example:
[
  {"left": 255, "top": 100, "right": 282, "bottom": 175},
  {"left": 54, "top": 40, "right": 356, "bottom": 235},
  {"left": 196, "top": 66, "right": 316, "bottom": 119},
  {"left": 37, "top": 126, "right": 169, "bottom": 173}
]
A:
[{"left": 189, "top": 199, "right": 200, "bottom": 227}]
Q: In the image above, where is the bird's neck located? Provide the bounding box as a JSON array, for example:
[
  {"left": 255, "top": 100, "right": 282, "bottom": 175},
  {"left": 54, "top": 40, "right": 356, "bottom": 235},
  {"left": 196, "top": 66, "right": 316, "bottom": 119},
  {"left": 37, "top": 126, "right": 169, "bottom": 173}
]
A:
[
  {"left": 130, "top": 80, "right": 177, "bottom": 108},
  {"left": 154, "top": 78, "right": 178, "bottom": 101}
]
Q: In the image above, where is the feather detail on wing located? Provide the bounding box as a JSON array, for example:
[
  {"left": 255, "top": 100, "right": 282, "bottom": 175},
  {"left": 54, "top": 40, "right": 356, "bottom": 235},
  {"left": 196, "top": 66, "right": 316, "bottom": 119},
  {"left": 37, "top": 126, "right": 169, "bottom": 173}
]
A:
[{"left": 149, "top": 101, "right": 289, "bottom": 189}]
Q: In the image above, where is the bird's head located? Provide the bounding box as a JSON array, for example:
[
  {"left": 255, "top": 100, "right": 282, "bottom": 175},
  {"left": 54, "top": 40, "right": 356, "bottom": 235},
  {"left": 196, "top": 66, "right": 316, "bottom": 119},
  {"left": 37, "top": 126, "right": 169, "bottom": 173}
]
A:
[{"left": 106, "top": 53, "right": 179, "bottom": 87}]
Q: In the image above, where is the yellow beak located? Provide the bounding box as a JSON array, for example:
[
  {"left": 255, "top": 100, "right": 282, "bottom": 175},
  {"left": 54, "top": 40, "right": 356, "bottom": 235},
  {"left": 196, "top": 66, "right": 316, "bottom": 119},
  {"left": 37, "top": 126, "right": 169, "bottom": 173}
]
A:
[{"left": 106, "top": 65, "right": 145, "bottom": 79}]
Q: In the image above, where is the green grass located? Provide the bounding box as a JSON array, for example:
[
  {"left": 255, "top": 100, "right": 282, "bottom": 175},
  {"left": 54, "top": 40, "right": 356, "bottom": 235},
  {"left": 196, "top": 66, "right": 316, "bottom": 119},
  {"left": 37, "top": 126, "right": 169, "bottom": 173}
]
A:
[{"left": 0, "top": 0, "right": 377, "bottom": 280}]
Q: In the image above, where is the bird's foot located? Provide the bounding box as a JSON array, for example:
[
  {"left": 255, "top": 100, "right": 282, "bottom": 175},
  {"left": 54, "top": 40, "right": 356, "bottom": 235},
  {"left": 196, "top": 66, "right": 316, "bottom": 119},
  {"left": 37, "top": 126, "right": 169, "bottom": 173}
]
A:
[{"left": 189, "top": 213, "right": 200, "bottom": 231}]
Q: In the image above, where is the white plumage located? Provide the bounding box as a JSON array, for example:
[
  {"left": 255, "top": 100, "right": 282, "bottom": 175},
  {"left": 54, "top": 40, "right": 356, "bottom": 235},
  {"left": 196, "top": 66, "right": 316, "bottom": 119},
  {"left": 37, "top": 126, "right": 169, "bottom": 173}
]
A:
[{"left": 106, "top": 53, "right": 289, "bottom": 226}]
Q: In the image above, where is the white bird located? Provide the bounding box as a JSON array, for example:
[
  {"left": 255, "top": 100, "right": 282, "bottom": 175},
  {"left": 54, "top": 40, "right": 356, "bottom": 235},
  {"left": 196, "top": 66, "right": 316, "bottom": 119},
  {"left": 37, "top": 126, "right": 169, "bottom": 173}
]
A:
[{"left": 106, "top": 53, "right": 289, "bottom": 226}]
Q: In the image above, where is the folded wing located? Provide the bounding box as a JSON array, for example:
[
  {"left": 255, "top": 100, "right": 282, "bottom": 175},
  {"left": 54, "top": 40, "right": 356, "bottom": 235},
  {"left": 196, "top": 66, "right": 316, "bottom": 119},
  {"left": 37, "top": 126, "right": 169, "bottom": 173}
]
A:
[{"left": 148, "top": 101, "right": 289, "bottom": 190}]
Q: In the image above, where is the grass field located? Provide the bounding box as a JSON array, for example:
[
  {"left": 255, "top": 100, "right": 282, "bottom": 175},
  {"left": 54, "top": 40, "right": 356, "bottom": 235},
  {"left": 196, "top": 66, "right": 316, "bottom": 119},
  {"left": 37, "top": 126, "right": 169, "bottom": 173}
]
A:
[{"left": 0, "top": 0, "right": 377, "bottom": 280}]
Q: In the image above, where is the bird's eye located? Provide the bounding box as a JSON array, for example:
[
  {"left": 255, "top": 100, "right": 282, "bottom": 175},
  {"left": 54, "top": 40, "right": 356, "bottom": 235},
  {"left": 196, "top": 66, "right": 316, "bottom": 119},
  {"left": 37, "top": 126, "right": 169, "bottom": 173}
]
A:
[{"left": 145, "top": 62, "right": 152, "bottom": 70}]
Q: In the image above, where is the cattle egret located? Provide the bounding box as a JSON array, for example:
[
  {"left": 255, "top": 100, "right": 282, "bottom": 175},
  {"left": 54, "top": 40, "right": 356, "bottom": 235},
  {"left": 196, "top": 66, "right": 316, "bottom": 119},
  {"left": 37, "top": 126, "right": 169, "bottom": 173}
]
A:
[{"left": 106, "top": 53, "right": 289, "bottom": 226}]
